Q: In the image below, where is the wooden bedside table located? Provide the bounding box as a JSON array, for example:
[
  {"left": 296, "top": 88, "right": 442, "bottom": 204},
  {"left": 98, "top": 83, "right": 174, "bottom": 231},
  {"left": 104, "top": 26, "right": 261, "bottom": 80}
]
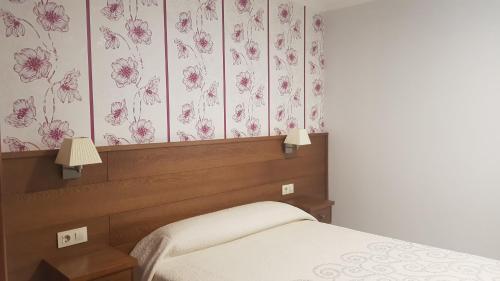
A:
[
  {"left": 44, "top": 247, "right": 137, "bottom": 281},
  {"left": 284, "top": 196, "right": 335, "bottom": 223}
]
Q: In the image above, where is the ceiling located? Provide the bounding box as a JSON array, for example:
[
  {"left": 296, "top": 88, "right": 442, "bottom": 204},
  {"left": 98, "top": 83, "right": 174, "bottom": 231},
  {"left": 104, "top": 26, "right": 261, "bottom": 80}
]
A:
[{"left": 304, "top": 0, "right": 375, "bottom": 11}]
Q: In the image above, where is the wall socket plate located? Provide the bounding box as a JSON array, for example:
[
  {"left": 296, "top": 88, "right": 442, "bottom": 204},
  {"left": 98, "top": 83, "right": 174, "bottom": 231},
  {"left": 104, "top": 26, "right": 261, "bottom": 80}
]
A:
[
  {"left": 282, "top": 183, "right": 295, "bottom": 195},
  {"left": 57, "top": 226, "right": 88, "bottom": 248}
]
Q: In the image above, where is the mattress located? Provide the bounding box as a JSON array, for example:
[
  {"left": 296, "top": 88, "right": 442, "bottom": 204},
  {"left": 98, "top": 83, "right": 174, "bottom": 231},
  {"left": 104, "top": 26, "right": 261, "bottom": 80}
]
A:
[{"left": 131, "top": 202, "right": 500, "bottom": 281}]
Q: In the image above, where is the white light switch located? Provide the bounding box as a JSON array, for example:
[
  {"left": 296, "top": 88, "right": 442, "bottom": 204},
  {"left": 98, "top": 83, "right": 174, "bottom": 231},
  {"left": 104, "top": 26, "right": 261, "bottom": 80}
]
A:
[
  {"left": 282, "top": 183, "right": 295, "bottom": 195},
  {"left": 57, "top": 227, "right": 88, "bottom": 248}
]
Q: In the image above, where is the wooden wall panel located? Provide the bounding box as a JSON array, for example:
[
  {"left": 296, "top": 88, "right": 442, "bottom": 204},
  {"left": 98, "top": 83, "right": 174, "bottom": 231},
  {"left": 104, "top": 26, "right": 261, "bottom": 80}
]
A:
[
  {"left": 107, "top": 138, "right": 285, "bottom": 180},
  {"left": 6, "top": 217, "right": 109, "bottom": 281},
  {"left": 0, "top": 131, "right": 7, "bottom": 281},
  {"left": 110, "top": 174, "right": 326, "bottom": 251},
  {"left": 0, "top": 133, "right": 328, "bottom": 281},
  {"left": 2, "top": 153, "right": 108, "bottom": 195}
]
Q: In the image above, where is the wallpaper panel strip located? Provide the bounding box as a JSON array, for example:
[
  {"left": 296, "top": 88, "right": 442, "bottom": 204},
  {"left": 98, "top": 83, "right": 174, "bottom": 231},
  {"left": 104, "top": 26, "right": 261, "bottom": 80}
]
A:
[
  {"left": 0, "top": 0, "right": 325, "bottom": 152},
  {"left": 167, "top": 0, "right": 225, "bottom": 142},
  {"left": 305, "top": 6, "right": 325, "bottom": 133},
  {"left": 90, "top": 0, "right": 169, "bottom": 146},
  {"left": 0, "top": 0, "right": 92, "bottom": 152},
  {"left": 269, "top": 0, "right": 305, "bottom": 136},
  {"left": 224, "top": 0, "right": 269, "bottom": 139}
]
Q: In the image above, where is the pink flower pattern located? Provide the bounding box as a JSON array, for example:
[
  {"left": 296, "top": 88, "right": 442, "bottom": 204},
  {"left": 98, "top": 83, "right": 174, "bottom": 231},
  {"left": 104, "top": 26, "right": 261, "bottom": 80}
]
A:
[
  {"left": 274, "top": 55, "right": 284, "bottom": 70},
  {"left": 34, "top": 1, "right": 70, "bottom": 32},
  {"left": 235, "top": 0, "right": 252, "bottom": 14},
  {"left": 170, "top": 0, "right": 221, "bottom": 142},
  {"left": 175, "top": 12, "right": 192, "bottom": 33},
  {"left": 286, "top": 117, "right": 298, "bottom": 131},
  {"left": 13, "top": 47, "right": 52, "bottom": 83},
  {"left": 2, "top": 2, "right": 87, "bottom": 151},
  {"left": 178, "top": 102, "right": 195, "bottom": 124},
  {"left": 174, "top": 39, "right": 189, "bottom": 59},
  {"left": 129, "top": 119, "right": 155, "bottom": 144},
  {"left": 38, "top": 120, "right": 74, "bottom": 149},
  {"left": 196, "top": 118, "right": 215, "bottom": 140},
  {"left": 3, "top": 137, "right": 38, "bottom": 152},
  {"left": 313, "top": 79, "right": 323, "bottom": 96},
  {"left": 205, "top": 82, "right": 219, "bottom": 106},
  {"left": 231, "top": 48, "right": 242, "bottom": 65},
  {"left": 126, "top": 18, "right": 152, "bottom": 45},
  {"left": 252, "top": 86, "right": 265, "bottom": 107},
  {"left": 236, "top": 71, "right": 253, "bottom": 93},
  {"left": 231, "top": 129, "right": 246, "bottom": 138},
  {"left": 278, "top": 75, "right": 291, "bottom": 95},
  {"left": 306, "top": 12, "right": 326, "bottom": 132},
  {"left": 99, "top": 1, "right": 163, "bottom": 146},
  {"left": 105, "top": 99, "right": 128, "bottom": 126},
  {"left": 309, "top": 105, "right": 318, "bottom": 121},
  {"left": 194, "top": 31, "right": 213, "bottom": 54},
  {"left": 274, "top": 33, "right": 285, "bottom": 50},
  {"left": 141, "top": 77, "right": 161, "bottom": 105},
  {"left": 5, "top": 96, "right": 36, "bottom": 128},
  {"left": 55, "top": 69, "right": 81, "bottom": 103},
  {"left": 182, "top": 66, "right": 203, "bottom": 91},
  {"left": 177, "top": 131, "right": 196, "bottom": 141},
  {"left": 100, "top": 26, "right": 120, "bottom": 49},
  {"left": 286, "top": 48, "right": 298, "bottom": 65},
  {"left": 246, "top": 117, "right": 260, "bottom": 136},
  {"left": 111, "top": 57, "right": 139, "bottom": 88},
  {"left": 1, "top": 11, "right": 25, "bottom": 37},
  {"left": 202, "top": 0, "right": 218, "bottom": 21},
  {"left": 278, "top": 3, "right": 292, "bottom": 24},
  {"left": 101, "top": 0, "right": 124, "bottom": 21},
  {"left": 310, "top": 40, "right": 319, "bottom": 56},
  {"left": 231, "top": 23, "right": 244, "bottom": 43},
  {"left": 245, "top": 40, "right": 260, "bottom": 60},
  {"left": 290, "top": 20, "right": 302, "bottom": 39},
  {"left": 271, "top": 1, "right": 304, "bottom": 134},
  {"left": 251, "top": 9, "right": 264, "bottom": 31},
  {"left": 313, "top": 14, "right": 324, "bottom": 33},
  {"left": 104, "top": 134, "right": 130, "bottom": 145},
  {"left": 226, "top": 0, "right": 268, "bottom": 138},
  {"left": 290, "top": 88, "right": 302, "bottom": 107},
  {"left": 232, "top": 104, "right": 245, "bottom": 123},
  {"left": 275, "top": 105, "right": 285, "bottom": 122}
]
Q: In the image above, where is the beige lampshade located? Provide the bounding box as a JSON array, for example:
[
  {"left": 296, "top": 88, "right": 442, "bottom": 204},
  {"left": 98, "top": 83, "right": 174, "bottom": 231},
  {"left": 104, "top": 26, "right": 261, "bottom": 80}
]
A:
[
  {"left": 284, "top": 128, "right": 311, "bottom": 146},
  {"left": 55, "top": 138, "right": 102, "bottom": 167}
]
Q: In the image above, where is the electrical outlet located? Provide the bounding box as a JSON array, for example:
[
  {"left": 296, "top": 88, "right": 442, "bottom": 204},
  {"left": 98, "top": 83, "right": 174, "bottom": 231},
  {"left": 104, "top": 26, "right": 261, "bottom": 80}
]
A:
[
  {"left": 57, "top": 227, "right": 88, "bottom": 248},
  {"left": 282, "top": 183, "right": 295, "bottom": 195}
]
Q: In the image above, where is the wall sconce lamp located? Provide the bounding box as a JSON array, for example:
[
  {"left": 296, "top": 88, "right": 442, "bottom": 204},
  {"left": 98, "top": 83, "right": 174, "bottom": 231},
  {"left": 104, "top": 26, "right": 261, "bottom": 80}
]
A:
[
  {"left": 55, "top": 138, "right": 102, "bottom": 180},
  {"left": 284, "top": 128, "right": 311, "bottom": 156}
]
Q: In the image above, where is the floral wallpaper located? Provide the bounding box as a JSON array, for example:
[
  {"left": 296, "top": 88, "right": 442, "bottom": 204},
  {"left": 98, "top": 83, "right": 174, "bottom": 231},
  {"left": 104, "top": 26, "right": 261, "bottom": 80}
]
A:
[
  {"left": 0, "top": 0, "right": 91, "bottom": 152},
  {"left": 269, "top": 0, "right": 305, "bottom": 136},
  {"left": 305, "top": 7, "right": 325, "bottom": 133},
  {"left": 0, "top": 0, "right": 325, "bottom": 152},
  {"left": 89, "top": 0, "right": 168, "bottom": 146},
  {"left": 224, "top": 0, "right": 268, "bottom": 138},
  {"left": 167, "top": 0, "right": 224, "bottom": 141}
]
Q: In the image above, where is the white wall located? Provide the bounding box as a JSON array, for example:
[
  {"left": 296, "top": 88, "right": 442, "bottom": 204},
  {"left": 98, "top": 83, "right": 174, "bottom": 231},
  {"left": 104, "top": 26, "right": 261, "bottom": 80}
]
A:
[{"left": 326, "top": 0, "right": 500, "bottom": 259}]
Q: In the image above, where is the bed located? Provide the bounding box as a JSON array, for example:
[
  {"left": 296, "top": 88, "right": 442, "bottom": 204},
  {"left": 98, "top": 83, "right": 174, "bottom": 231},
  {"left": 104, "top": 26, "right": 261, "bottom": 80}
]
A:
[{"left": 131, "top": 202, "right": 500, "bottom": 281}]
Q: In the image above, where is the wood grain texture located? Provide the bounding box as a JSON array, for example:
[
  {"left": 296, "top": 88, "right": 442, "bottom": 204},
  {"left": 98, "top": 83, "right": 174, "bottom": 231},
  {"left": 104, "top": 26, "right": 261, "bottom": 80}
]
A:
[
  {"left": 0, "top": 133, "right": 329, "bottom": 281},
  {"left": 0, "top": 131, "right": 7, "bottom": 281},
  {"left": 7, "top": 217, "right": 109, "bottom": 281},
  {"left": 44, "top": 247, "right": 136, "bottom": 281}
]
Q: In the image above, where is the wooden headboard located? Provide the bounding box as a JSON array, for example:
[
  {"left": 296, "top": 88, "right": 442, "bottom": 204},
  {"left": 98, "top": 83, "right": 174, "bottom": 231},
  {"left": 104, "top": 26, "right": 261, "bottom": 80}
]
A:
[{"left": 0, "top": 133, "right": 328, "bottom": 281}]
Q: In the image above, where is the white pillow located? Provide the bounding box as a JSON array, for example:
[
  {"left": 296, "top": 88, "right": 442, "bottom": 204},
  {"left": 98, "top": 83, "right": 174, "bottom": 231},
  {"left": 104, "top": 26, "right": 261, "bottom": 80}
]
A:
[{"left": 131, "top": 201, "right": 316, "bottom": 281}]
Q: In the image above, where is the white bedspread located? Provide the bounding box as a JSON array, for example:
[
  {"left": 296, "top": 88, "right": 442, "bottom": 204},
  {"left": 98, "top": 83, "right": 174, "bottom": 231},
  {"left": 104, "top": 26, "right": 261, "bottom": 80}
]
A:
[{"left": 131, "top": 202, "right": 500, "bottom": 281}]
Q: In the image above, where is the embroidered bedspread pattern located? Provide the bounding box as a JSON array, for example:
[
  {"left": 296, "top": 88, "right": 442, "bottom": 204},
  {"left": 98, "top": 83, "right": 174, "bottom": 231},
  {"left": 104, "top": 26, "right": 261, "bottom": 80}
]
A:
[{"left": 149, "top": 222, "right": 500, "bottom": 281}]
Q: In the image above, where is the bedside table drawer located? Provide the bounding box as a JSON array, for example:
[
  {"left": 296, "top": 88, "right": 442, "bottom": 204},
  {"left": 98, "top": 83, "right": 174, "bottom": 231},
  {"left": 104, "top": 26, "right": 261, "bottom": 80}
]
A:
[
  {"left": 311, "top": 207, "right": 331, "bottom": 223},
  {"left": 93, "top": 269, "right": 132, "bottom": 281}
]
